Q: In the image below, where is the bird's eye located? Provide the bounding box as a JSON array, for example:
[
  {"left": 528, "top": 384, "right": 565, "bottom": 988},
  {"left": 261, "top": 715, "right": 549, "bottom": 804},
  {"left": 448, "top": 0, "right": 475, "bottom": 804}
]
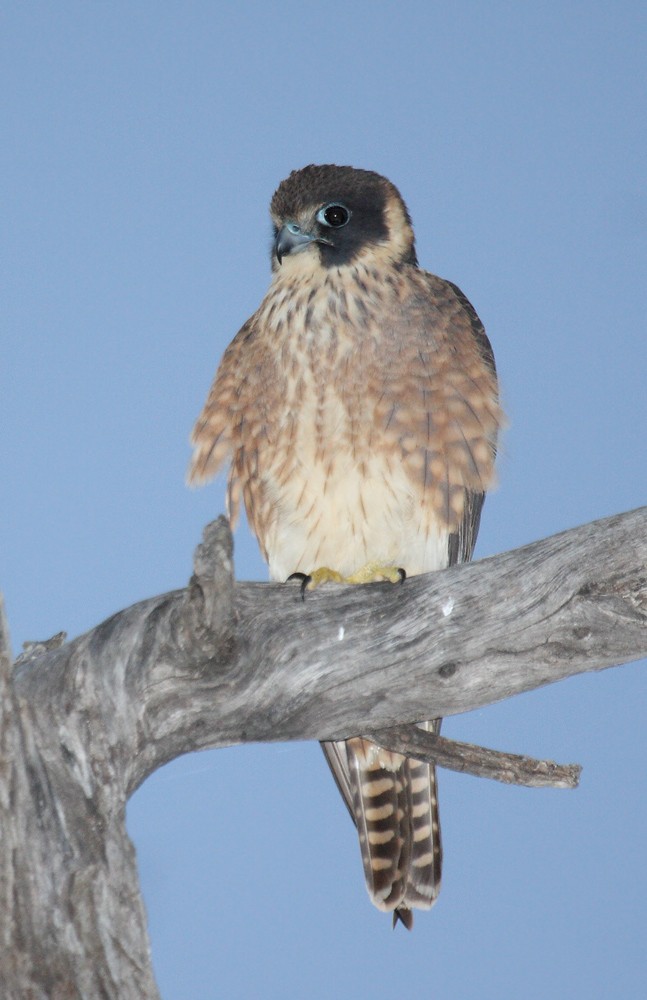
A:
[{"left": 317, "top": 203, "right": 351, "bottom": 228}]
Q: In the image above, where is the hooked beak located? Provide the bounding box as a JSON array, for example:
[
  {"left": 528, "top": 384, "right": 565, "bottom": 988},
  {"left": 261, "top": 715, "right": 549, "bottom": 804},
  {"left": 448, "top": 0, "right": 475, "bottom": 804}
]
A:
[{"left": 275, "top": 222, "right": 316, "bottom": 264}]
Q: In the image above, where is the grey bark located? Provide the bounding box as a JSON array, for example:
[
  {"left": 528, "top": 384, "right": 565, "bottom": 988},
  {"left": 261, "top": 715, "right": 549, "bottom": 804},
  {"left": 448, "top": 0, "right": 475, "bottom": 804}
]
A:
[{"left": 1, "top": 506, "right": 646, "bottom": 998}]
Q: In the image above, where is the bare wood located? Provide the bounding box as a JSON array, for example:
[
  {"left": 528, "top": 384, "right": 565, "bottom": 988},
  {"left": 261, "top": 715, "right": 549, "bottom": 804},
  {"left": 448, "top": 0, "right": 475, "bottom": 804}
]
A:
[
  {"left": 131, "top": 505, "right": 646, "bottom": 783},
  {"left": 0, "top": 596, "right": 20, "bottom": 992},
  {"left": 0, "top": 594, "right": 161, "bottom": 1000},
  {"left": 365, "top": 725, "right": 582, "bottom": 788},
  {"left": 2, "top": 507, "right": 647, "bottom": 996}
]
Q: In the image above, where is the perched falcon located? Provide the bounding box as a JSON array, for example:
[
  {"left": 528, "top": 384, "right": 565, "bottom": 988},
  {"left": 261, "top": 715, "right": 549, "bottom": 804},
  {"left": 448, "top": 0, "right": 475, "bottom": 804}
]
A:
[{"left": 189, "top": 164, "right": 502, "bottom": 928}]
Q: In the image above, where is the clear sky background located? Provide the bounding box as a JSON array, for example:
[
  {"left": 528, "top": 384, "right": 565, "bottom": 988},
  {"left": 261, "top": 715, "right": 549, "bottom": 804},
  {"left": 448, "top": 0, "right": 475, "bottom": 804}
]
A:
[{"left": 3, "top": 3, "right": 646, "bottom": 998}]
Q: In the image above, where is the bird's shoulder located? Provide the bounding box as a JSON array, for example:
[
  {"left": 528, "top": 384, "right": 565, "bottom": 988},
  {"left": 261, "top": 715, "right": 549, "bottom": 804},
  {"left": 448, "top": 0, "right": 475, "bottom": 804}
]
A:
[
  {"left": 187, "top": 312, "right": 277, "bottom": 486},
  {"left": 394, "top": 266, "right": 495, "bottom": 368}
]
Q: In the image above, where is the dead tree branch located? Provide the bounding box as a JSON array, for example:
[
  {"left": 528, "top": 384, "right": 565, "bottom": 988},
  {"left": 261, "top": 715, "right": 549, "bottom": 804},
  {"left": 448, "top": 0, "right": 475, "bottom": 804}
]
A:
[
  {"left": 365, "top": 726, "right": 582, "bottom": 788},
  {"left": 1, "top": 507, "right": 646, "bottom": 998}
]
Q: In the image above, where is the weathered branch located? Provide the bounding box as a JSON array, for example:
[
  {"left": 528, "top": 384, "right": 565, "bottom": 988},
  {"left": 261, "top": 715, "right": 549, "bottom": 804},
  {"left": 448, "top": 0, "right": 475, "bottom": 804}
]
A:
[
  {"left": 1, "top": 602, "right": 160, "bottom": 999},
  {"left": 365, "top": 726, "right": 582, "bottom": 788},
  {"left": 2, "top": 507, "right": 646, "bottom": 998}
]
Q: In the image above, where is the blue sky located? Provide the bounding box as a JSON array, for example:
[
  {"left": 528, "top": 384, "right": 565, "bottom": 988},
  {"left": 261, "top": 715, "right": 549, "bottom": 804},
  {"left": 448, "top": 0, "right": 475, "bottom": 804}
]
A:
[{"left": 3, "top": 3, "right": 646, "bottom": 998}]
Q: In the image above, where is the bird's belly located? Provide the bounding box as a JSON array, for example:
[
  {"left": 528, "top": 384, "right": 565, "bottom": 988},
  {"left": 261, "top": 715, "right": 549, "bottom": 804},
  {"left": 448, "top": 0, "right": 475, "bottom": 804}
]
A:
[{"left": 263, "top": 450, "right": 449, "bottom": 582}]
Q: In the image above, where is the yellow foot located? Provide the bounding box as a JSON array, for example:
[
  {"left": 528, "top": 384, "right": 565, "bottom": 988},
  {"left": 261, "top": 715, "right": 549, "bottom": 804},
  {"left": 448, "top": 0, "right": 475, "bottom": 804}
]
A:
[
  {"left": 288, "top": 563, "right": 405, "bottom": 599},
  {"left": 305, "top": 567, "right": 346, "bottom": 588},
  {"left": 345, "top": 561, "right": 406, "bottom": 585}
]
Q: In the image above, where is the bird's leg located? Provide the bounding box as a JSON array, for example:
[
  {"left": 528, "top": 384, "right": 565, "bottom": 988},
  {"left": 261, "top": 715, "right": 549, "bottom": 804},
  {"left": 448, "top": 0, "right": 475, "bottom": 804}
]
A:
[{"left": 288, "top": 563, "right": 406, "bottom": 599}]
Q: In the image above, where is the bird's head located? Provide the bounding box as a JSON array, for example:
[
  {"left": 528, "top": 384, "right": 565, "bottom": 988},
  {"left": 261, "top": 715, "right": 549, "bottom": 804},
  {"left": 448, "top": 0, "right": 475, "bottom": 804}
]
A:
[{"left": 269, "top": 164, "right": 418, "bottom": 273}]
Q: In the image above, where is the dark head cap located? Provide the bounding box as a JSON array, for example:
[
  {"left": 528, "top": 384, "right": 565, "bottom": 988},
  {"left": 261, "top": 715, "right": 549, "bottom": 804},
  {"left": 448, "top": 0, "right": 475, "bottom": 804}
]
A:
[{"left": 270, "top": 164, "right": 417, "bottom": 269}]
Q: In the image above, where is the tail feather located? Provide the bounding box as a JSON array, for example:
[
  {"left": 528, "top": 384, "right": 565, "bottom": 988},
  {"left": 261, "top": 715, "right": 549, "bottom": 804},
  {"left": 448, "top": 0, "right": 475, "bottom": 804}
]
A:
[
  {"left": 322, "top": 723, "right": 442, "bottom": 927},
  {"left": 401, "top": 721, "right": 442, "bottom": 910}
]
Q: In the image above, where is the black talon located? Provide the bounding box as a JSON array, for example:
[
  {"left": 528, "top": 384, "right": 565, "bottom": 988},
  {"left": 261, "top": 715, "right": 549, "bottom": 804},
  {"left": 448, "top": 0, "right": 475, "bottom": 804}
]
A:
[
  {"left": 287, "top": 571, "right": 311, "bottom": 601},
  {"left": 397, "top": 568, "right": 407, "bottom": 584}
]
